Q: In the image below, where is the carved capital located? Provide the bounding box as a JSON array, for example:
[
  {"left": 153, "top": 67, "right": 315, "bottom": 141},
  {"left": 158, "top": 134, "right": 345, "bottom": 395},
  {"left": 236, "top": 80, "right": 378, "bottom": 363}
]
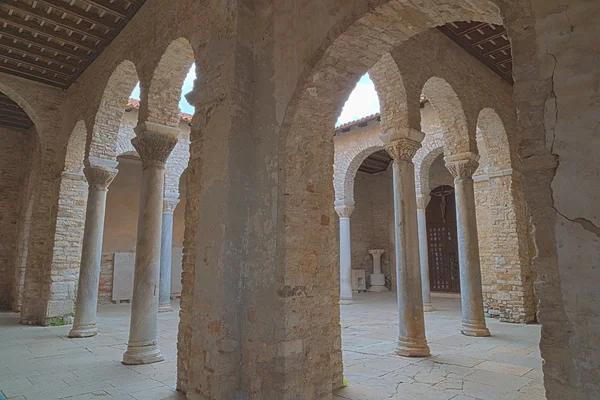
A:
[
  {"left": 83, "top": 157, "right": 118, "bottom": 190},
  {"left": 334, "top": 199, "right": 355, "bottom": 219},
  {"left": 416, "top": 195, "right": 430, "bottom": 211},
  {"left": 368, "top": 249, "right": 385, "bottom": 257},
  {"left": 133, "top": 122, "right": 179, "bottom": 169},
  {"left": 163, "top": 197, "right": 179, "bottom": 214},
  {"left": 444, "top": 152, "right": 480, "bottom": 179},
  {"left": 385, "top": 138, "right": 421, "bottom": 163}
]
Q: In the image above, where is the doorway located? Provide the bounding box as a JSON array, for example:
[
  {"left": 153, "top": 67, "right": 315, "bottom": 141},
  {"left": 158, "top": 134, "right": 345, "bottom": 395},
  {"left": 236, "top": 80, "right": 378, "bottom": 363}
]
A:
[{"left": 426, "top": 185, "right": 460, "bottom": 293}]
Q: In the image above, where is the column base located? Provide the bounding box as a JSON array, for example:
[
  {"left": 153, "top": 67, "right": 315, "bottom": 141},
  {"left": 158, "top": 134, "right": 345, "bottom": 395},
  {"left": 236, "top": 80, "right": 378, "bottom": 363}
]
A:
[
  {"left": 158, "top": 304, "right": 173, "bottom": 313},
  {"left": 461, "top": 321, "right": 491, "bottom": 337},
  {"left": 423, "top": 303, "right": 436, "bottom": 312},
  {"left": 122, "top": 343, "right": 164, "bottom": 365},
  {"left": 367, "top": 285, "right": 389, "bottom": 292},
  {"left": 339, "top": 298, "right": 354, "bottom": 305},
  {"left": 396, "top": 336, "right": 430, "bottom": 357},
  {"left": 68, "top": 325, "right": 98, "bottom": 338}
]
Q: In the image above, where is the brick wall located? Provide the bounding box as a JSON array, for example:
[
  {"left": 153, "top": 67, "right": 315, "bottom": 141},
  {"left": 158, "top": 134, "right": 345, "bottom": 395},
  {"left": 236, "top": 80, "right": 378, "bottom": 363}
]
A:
[{"left": 0, "top": 126, "right": 30, "bottom": 309}]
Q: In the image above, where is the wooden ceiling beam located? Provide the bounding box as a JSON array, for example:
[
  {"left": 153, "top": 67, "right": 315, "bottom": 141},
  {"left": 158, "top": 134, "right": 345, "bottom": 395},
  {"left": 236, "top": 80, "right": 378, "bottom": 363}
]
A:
[
  {"left": 451, "top": 22, "right": 489, "bottom": 37},
  {"left": 0, "top": 107, "right": 29, "bottom": 118},
  {"left": 471, "top": 31, "right": 509, "bottom": 47},
  {"left": 0, "top": 27, "right": 90, "bottom": 62},
  {"left": 0, "top": 63, "right": 67, "bottom": 86},
  {"left": 80, "top": 0, "right": 130, "bottom": 20},
  {"left": 0, "top": 120, "right": 33, "bottom": 129},
  {"left": 482, "top": 43, "right": 512, "bottom": 56},
  {"left": 0, "top": 12, "right": 98, "bottom": 53},
  {"left": 33, "top": 0, "right": 120, "bottom": 32},
  {"left": 2, "top": 1, "right": 107, "bottom": 43},
  {"left": 0, "top": 39, "right": 82, "bottom": 69},
  {"left": 0, "top": 48, "right": 74, "bottom": 76}
]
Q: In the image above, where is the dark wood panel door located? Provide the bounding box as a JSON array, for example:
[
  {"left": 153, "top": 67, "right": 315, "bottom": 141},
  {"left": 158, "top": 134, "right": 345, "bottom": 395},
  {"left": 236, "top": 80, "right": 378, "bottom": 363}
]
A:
[{"left": 426, "top": 185, "right": 460, "bottom": 293}]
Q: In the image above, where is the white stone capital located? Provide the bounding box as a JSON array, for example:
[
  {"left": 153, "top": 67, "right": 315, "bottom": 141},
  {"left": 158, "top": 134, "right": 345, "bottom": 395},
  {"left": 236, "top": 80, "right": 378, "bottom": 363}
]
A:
[
  {"left": 368, "top": 249, "right": 385, "bottom": 257},
  {"left": 416, "top": 195, "right": 431, "bottom": 211},
  {"left": 444, "top": 152, "right": 480, "bottom": 179},
  {"left": 334, "top": 199, "right": 355, "bottom": 219},
  {"left": 163, "top": 196, "right": 179, "bottom": 214},
  {"left": 133, "top": 122, "right": 180, "bottom": 169},
  {"left": 83, "top": 157, "right": 119, "bottom": 189},
  {"left": 385, "top": 138, "right": 422, "bottom": 163}
]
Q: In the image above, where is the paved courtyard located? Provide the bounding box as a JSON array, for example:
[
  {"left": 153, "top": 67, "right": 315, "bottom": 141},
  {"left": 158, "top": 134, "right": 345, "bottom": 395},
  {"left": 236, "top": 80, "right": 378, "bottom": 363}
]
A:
[{"left": 0, "top": 293, "right": 544, "bottom": 400}]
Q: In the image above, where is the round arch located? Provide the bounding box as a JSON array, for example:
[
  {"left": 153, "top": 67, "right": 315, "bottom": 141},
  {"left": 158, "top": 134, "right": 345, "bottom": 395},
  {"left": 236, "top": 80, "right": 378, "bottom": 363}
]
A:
[
  {"left": 476, "top": 107, "right": 512, "bottom": 172},
  {"left": 142, "top": 38, "right": 195, "bottom": 128},
  {"left": 421, "top": 76, "right": 471, "bottom": 155},
  {"left": 333, "top": 134, "right": 384, "bottom": 204},
  {"left": 63, "top": 121, "right": 87, "bottom": 174},
  {"left": 89, "top": 60, "right": 139, "bottom": 161}
]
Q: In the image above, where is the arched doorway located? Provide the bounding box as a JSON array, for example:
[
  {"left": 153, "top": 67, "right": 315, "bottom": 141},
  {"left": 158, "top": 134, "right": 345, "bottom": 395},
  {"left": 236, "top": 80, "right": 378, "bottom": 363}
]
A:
[{"left": 426, "top": 184, "right": 460, "bottom": 293}]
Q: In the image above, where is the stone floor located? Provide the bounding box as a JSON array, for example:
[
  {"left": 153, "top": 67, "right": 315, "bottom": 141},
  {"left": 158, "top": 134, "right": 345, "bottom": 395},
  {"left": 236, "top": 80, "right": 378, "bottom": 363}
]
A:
[{"left": 0, "top": 293, "right": 544, "bottom": 400}]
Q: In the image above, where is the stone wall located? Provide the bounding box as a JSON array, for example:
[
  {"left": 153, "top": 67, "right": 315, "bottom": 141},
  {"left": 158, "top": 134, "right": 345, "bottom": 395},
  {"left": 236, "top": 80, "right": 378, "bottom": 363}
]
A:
[{"left": 0, "top": 126, "right": 31, "bottom": 309}]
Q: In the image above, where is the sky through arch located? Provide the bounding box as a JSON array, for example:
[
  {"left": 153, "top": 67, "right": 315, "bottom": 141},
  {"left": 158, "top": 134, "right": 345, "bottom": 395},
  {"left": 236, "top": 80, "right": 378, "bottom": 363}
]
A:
[{"left": 131, "top": 67, "right": 379, "bottom": 124}]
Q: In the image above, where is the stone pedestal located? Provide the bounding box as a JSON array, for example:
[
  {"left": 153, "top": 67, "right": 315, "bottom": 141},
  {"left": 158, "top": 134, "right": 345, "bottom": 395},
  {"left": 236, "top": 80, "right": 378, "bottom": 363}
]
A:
[
  {"left": 445, "top": 152, "right": 491, "bottom": 337},
  {"left": 386, "top": 136, "right": 430, "bottom": 357},
  {"left": 158, "top": 197, "right": 178, "bottom": 313},
  {"left": 123, "top": 122, "right": 178, "bottom": 365},
  {"left": 417, "top": 196, "right": 435, "bottom": 312},
  {"left": 69, "top": 157, "right": 118, "bottom": 338},
  {"left": 335, "top": 200, "right": 354, "bottom": 305},
  {"left": 368, "top": 249, "right": 388, "bottom": 292}
]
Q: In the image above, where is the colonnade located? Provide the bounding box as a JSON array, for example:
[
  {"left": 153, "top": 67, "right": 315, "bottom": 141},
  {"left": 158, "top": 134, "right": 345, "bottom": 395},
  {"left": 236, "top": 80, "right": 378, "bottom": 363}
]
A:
[
  {"left": 69, "top": 122, "right": 180, "bottom": 365},
  {"left": 335, "top": 132, "right": 490, "bottom": 357}
]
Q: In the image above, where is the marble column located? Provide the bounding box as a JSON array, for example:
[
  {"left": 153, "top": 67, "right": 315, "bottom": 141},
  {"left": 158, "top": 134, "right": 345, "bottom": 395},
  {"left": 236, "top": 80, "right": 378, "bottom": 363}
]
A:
[
  {"left": 69, "top": 157, "right": 118, "bottom": 338},
  {"left": 123, "top": 122, "right": 179, "bottom": 365},
  {"left": 335, "top": 200, "right": 354, "bottom": 305},
  {"left": 368, "top": 249, "right": 388, "bottom": 292},
  {"left": 445, "top": 152, "right": 491, "bottom": 337},
  {"left": 386, "top": 137, "right": 430, "bottom": 357},
  {"left": 416, "top": 195, "right": 435, "bottom": 312},
  {"left": 158, "top": 196, "right": 179, "bottom": 313}
]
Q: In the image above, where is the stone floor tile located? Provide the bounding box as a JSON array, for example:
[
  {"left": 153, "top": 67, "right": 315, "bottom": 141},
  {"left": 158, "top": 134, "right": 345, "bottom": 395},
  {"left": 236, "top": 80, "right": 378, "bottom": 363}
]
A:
[
  {"left": 0, "top": 294, "right": 545, "bottom": 399},
  {"left": 476, "top": 361, "right": 534, "bottom": 377}
]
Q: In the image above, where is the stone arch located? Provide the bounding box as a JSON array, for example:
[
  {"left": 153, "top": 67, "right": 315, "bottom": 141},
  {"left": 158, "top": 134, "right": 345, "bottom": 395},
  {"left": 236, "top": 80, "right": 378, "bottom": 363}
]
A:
[
  {"left": 476, "top": 107, "right": 512, "bottom": 172},
  {"left": 277, "top": 1, "right": 506, "bottom": 392},
  {"left": 333, "top": 134, "right": 384, "bottom": 204},
  {"left": 415, "top": 145, "right": 445, "bottom": 198},
  {"left": 421, "top": 77, "right": 471, "bottom": 155},
  {"left": 64, "top": 121, "right": 87, "bottom": 174},
  {"left": 0, "top": 87, "right": 43, "bottom": 148},
  {"left": 89, "top": 60, "right": 139, "bottom": 160},
  {"left": 369, "top": 53, "right": 418, "bottom": 135},
  {"left": 142, "top": 38, "right": 195, "bottom": 127}
]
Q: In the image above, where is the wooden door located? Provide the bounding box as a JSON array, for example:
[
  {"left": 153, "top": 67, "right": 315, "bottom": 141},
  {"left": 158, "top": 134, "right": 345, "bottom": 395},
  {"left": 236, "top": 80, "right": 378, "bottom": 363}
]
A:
[{"left": 426, "top": 185, "right": 460, "bottom": 293}]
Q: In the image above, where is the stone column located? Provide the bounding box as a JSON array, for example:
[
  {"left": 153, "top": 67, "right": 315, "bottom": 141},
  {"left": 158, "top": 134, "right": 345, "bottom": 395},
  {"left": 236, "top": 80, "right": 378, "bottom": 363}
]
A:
[
  {"left": 416, "top": 195, "right": 435, "bottom": 312},
  {"left": 123, "top": 122, "right": 178, "bottom": 365},
  {"left": 335, "top": 200, "right": 354, "bottom": 305},
  {"left": 386, "top": 137, "right": 430, "bottom": 357},
  {"left": 69, "top": 158, "right": 118, "bottom": 338},
  {"left": 158, "top": 196, "right": 179, "bottom": 313},
  {"left": 445, "top": 152, "right": 491, "bottom": 337},
  {"left": 368, "top": 249, "right": 388, "bottom": 292}
]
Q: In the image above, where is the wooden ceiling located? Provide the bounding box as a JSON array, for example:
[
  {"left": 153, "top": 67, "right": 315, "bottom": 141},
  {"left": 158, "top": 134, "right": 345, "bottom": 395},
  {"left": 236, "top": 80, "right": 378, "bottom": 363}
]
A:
[
  {"left": 359, "top": 150, "right": 392, "bottom": 174},
  {"left": 0, "top": 92, "right": 33, "bottom": 129},
  {"left": 438, "top": 21, "right": 513, "bottom": 84},
  {"left": 0, "top": 0, "right": 146, "bottom": 88}
]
